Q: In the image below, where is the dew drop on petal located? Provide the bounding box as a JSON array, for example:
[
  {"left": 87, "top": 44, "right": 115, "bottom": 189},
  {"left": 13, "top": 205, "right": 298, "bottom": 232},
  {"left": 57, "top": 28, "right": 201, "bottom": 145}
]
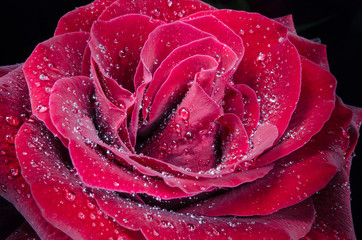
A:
[
  {"left": 5, "top": 115, "right": 20, "bottom": 126},
  {"left": 64, "top": 189, "right": 76, "bottom": 202},
  {"left": 179, "top": 107, "right": 190, "bottom": 121}
]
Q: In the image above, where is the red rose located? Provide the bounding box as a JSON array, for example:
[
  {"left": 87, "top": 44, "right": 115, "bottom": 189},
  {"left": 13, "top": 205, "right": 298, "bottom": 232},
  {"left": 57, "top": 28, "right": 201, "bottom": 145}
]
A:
[{"left": 1, "top": 0, "right": 361, "bottom": 239}]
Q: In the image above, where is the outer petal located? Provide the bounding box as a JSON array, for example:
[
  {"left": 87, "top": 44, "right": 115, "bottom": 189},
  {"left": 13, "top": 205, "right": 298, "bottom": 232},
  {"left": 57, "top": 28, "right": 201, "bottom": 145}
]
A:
[
  {"left": 180, "top": 98, "right": 352, "bottom": 216},
  {"left": 54, "top": 0, "right": 116, "bottom": 35},
  {"left": 15, "top": 121, "right": 144, "bottom": 240},
  {"left": 0, "top": 67, "right": 70, "bottom": 239},
  {"left": 0, "top": 64, "right": 22, "bottom": 78},
  {"left": 98, "top": 0, "right": 215, "bottom": 22},
  {"left": 23, "top": 32, "right": 89, "bottom": 144},
  {"left": 95, "top": 190, "right": 315, "bottom": 240},
  {"left": 256, "top": 56, "right": 336, "bottom": 167}
]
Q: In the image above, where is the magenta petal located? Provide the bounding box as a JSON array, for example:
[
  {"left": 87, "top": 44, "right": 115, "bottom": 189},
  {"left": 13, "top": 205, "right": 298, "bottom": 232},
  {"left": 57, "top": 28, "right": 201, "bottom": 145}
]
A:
[
  {"left": 139, "top": 82, "right": 222, "bottom": 172},
  {"left": 273, "top": 15, "right": 297, "bottom": 34},
  {"left": 182, "top": 15, "right": 244, "bottom": 61},
  {"left": 217, "top": 113, "right": 249, "bottom": 163},
  {"left": 143, "top": 55, "right": 218, "bottom": 134},
  {"left": 98, "top": 0, "right": 215, "bottom": 23},
  {"left": 256, "top": 56, "right": 336, "bottom": 167},
  {"left": 0, "top": 64, "right": 22, "bottom": 78},
  {"left": 288, "top": 33, "right": 329, "bottom": 71},
  {"left": 95, "top": 190, "right": 315, "bottom": 240},
  {"left": 16, "top": 121, "right": 143, "bottom": 239},
  {"left": 141, "top": 36, "right": 238, "bottom": 123},
  {"left": 304, "top": 167, "right": 356, "bottom": 239},
  {"left": 23, "top": 32, "right": 89, "bottom": 144},
  {"left": 187, "top": 10, "right": 302, "bottom": 139},
  {"left": 54, "top": 0, "right": 116, "bottom": 35},
  {"left": 182, "top": 99, "right": 352, "bottom": 216},
  {"left": 0, "top": 67, "right": 70, "bottom": 239},
  {"left": 89, "top": 14, "right": 163, "bottom": 92}
]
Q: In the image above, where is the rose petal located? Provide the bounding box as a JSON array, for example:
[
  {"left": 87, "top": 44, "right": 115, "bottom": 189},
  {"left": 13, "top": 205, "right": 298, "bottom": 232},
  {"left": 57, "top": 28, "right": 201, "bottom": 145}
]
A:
[
  {"left": 0, "top": 64, "right": 22, "bottom": 78},
  {"left": 16, "top": 121, "right": 144, "bottom": 239},
  {"left": 234, "top": 84, "right": 260, "bottom": 135},
  {"left": 89, "top": 14, "right": 163, "bottom": 93},
  {"left": 0, "top": 67, "right": 70, "bottom": 239},
  {"left": 98, "top": 0, "right": 215, "bottom": 23},
  {"left": 138, "top": 82, "right": 222, "bottom": 172},
  {"left": 140, "top": 55, "right": 218, "bottom": 136},
  {"left": 95, "top": 190, "right": 315, "bottom": 240},
  {"left": 273, "top": 15, "right": 297, "bottom": 34},
  {"left": 288, "top": 33, "right": 330, "bottom": 71},
  {"left": 54, "top": 0, "right": 116, "bottom": 35},
  {"left": 186, "top": 10, "right": 302, "bottom": 139},
  {"left": 140, "top": 36, "right": 238, "bottom": 128},
  {"left": 181, "top": 98, "right": 352, "bottom": 216},
  {"left": 23, "top": 32, "right": 89, "bottom": 145},
  {"left": 304, "top": 163, "right": 356, "bottom": 239},
  {"left": 256, "top": 56, "right": 336, "bottom": 167}
]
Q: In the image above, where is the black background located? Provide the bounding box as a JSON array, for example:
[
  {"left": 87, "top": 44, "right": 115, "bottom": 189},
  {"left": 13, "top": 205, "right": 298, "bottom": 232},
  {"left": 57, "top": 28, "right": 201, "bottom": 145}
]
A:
[{"left": 0, "top": 0, "right": 361, "bottom": 238}]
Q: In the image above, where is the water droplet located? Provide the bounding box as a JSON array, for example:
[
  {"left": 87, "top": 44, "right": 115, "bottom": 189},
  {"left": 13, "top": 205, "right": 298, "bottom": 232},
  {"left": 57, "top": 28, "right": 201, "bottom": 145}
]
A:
[
  {"left": 78, "top": 212, "right": 86, "bottom": 220},
  {"left": 256, "top": 52, "right": 265, "bottom": 62},
  {"left": 179, "top": 107, "right": 190, "bottom": 121},
  {"left": 0, "top": 184, "right": 7, "bottom": 192},
  {"left": 151, "top": 9, "right": 161, "bottom": 18},
  {"left": 114, "top": 181, "right": 120, "bottom": 187},
  {"left": 278, "top": 36, "right": 284, "bottom": 43},
  {"left": 36, "top": 105, "right": 49, "bottom": 113},
  {"left": 167, "top": 0, "right": 173, "bottom": 7},
  {"left": 185, "top": 223, "right": 196, "bottom": 231},
  {"left": 90, "top": 213, "right": 96, "bottom": 220},
  {"left": 0, "top": 150, "right": 6, "bottom": 155},
  {"left": 119, "top": 50, "right": 126, "bottom": 58},
  {"left": 5, "top": 115, "right": 20, "bottom": 126},
  {"left": 5, "top": 134, "right": 15, "bottom": 144},
  {"left": 87, "top": 199, "right": 96, "bottom": 209},
  {"left": 10, "top": 168, "right": 19, "bottom": 177},
  {"left": 64, "top": 189, "right": 76, "bottom": 202},
  {"left": 39, "top": 74, "right": 50, "bottom": 81}
]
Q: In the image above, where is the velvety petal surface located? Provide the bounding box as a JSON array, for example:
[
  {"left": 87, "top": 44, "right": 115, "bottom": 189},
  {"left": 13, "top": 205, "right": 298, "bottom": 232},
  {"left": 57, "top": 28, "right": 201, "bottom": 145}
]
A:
[
  {"left": 16, "top": 121, "right": 144, "bottom": 240},
  {"left": 23, "top": 32, "right": 89, "bottom": 144},
  {"left": 180, "top": 98, "right": 352, "bottom": 216}
]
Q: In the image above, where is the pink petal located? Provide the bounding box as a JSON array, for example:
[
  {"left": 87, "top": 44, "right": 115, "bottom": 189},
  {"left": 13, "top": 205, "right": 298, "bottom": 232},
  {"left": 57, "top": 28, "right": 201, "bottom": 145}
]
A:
[
  {"left": 182, "top": 14, "right": 244, "bottom": 62},
  {"left": 181, "top": 98, "right": 352, "bottom": 216},
  {"left": 273, "top": 15, "right": 297, "bottom": 33},
  {"left": 256, "top": 56, "right": 336, "bottom": 167},
  {"left": 141, "top": 55, "right": 218, "bottom": 135},
  {"left": 98, "top": 0, "right": 215, "bottom": 22},
  {"left": 288, "top": 33, "right": 330, "bottom": 71},
  {"left": 23, "top": 32, "right": 89, "bottom": 145},
  {"left": 0, "top": 67, "right": 70, "bottom": 239},
  {"left": 54, "top": 0, "right": 117, "bottom": 35},
  {"left": 140, "top": 36, "right": 238, "bottom": 126},
  {"left": 234, "top": 84, "right": 260, "bottom": 135},
  {"left": 15, "top": 121, "right": 144, "bottom": 239},
  {"left": 95, "top": 190, "right": 315, "bottom": 240},
  {"left": 0, "top": 64, "right": 22, "bottom": 78},
  {"left": 187, "top": 10, "right": 302, "bottom": 139},
  {"left": 89, "top": 14, "right": 163, "bottom": 93},
  {"left": 138, "top": 82, "right": 222, "bottom": 172}
]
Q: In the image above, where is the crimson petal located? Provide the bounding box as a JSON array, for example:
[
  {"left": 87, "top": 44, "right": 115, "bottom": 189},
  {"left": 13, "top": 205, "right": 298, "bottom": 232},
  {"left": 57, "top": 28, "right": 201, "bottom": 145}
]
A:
[
  {"left": 139, "top": 82, "right": 222, "bottom": 172},
  {"left": 16, "top": 121, "right": 144, "bottom": 239},
  {"left": 95, "top": 190, "right": 315, "bottom": 240},
  {"left": 0, "top": 67, "right": 70, "bottom": 239},
  {"left": 181, "top": 98, "right": 352, "bottom": 216},
  {"left": 0, "top": 64, "right": 22, "bottom": 78},
  {"left": 98, "top": 0, "right": 215, "bottom": 23},
  {"left": 23, "top": 32, "right": 89, "bottom": 144},
  {"left": 187, "top": 10, "right": 302, "bottom": 139},
  {"left": 54, "top": 0, "right": 116, "bottom": 35},
  {"left": 89, "top": 14, "right": 163, "bottom": 93},
  {"left": 256, "top": 56, "right": 336, "bottom": 167}
]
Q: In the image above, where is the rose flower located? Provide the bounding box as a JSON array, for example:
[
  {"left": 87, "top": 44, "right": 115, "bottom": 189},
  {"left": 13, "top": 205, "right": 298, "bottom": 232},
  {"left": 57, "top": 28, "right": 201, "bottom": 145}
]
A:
[{"left": 0, "top": 0, "right": 361, "bottom": 239}]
